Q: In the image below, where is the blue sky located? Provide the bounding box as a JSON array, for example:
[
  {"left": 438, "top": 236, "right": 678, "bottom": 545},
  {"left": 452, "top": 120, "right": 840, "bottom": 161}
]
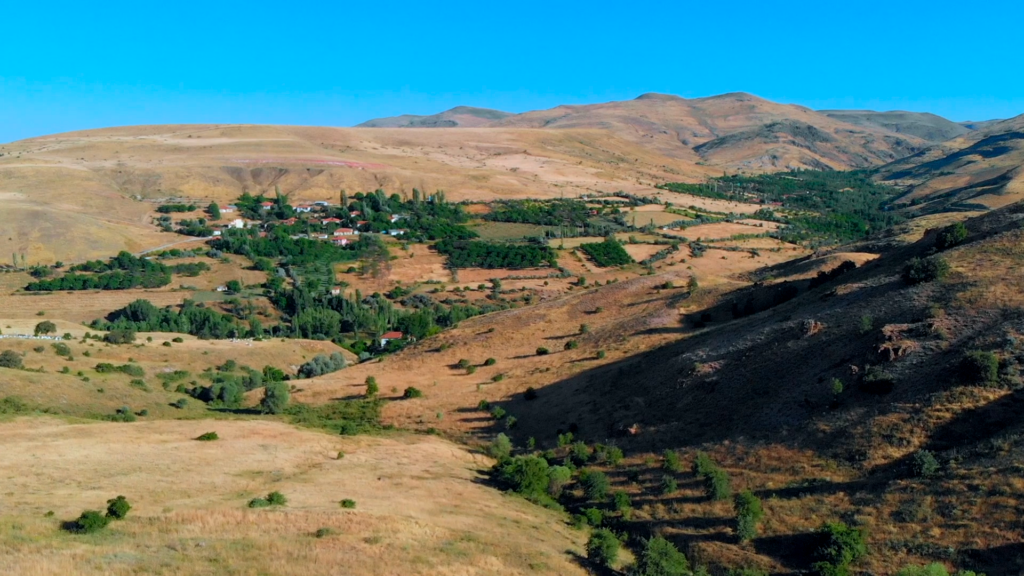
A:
[{"left": 2, "top": 0, "right": 1022, "bottom": 143}]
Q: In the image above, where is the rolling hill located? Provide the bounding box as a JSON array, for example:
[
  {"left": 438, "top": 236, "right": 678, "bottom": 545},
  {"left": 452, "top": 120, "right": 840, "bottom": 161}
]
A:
[
  {"left": 877, "top": 114, "right": 1024, "bottom": 212},
  {"left": 355, "top": 106, "right": 512, "bottom": 127},
  {"left": 820, "top": 109, "right": 972, "bottom": 142}
]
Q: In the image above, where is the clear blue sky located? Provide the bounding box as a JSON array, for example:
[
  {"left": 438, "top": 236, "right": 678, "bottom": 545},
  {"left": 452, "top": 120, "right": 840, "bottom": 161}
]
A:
[{"left": 2, "top": 0, "right": 1022, "bottom": 143}]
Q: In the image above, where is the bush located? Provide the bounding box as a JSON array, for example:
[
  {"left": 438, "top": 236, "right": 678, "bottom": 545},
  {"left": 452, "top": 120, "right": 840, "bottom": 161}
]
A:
[
  {"left": 491, "top": 405, "right": 507, "bottom": 420},
  {"left": 107, "top": 406, "right": 137, "bottom": 423},
  {"left": 172, "top": 337, "right": 184, "bottom": 343},
  {"left": 911, "top": 450, "right": 940, "bottom": 478},
  {"left": 488, "top": 433, "right": 513, "bottom": 460},
  {"left": 587, "top": 528, "right": 620, "bottom": 567},
  {"left": 902, "top": 257, "right": 950, "bottom": 285},
  {"left": 403, "top": 386, "right": 423, "bottom": 399},
  {"left": 64, "top": 510, "right": 110, "bottom": 534},
  {"left": 661, "top": 475, "right": 678, "bottom": 494},
  {"left": 597, "top": 350, "right": 607, "bottom": 359},
  {"left": 547, "top": 465, "right": 572, "bottom": 497},
  {"left": 106, "top": 496, "right": 131, "bottom": 520},
  {"left": 632, "top": 536, "right": 689, "bottom": 576},
  {"left": 583, "top": 507, "right": 604, "bottom": 527},
  {"left": 483, "top": 357, "right": 496, "bottom": 366},
  {"left": 497, "top": 455, "right": 550, "bottom": 499},
  {"left": 536, "top": 347, "right": 550, "bottom": 356},
  {"left": 340, "top": 499, "right": 356, "bottom": 509},
  {"left": 733, "top": 490, "right": 764, "bottom": 542},
  {"left": 260, "top": 381, "right": 290, "bottom": 414},
  {"left": 579, "top": 469, "right": 610, "bottom": 501},
  {"left": 564, "top": 340, "right": 579, "bottom": 350},
  {"left": 570, "top": 441, "right": 592, "bottom": 465},
  {"left": 705, "top": 468, "right": 731, "bottom": 501},
  {"left": 52, "top": 343, "right": 71, "bottom": 357},
  {"left": 693, "top": 451, "right": 715, "bottom": 477},
  {"left": 960, "top": 350, "right": 999, "bottom": 385},
  {"left": 314, "top": 527, "right": 335, "bottom": 538},
  {"left": 663, "top": 450, "right": 682, "bottom": 473},
  {"left": 523, "top": 387, "right": 538, "bottom": 400},
  {"left": 811, "top": 522, "right": 867, "bottom": 576},
  {"left": 896, "top": 563, "right": 979, "bottom": 576},
  {"left": 103, "top": 328, "right": 137, "bottom": 344},
  {"left": 196, "top": 431, "right": 219, "bottom": 441},
  {"left": 456, "top": 358, "right": 471, "bottom": 369},
  {"left": 365, "top": 376, "right": 379, "bottom": 397},
  {"left": 173, "top": 398, "right": 188, "bottom": 409},
  {"left": 935, "top": 222, "right": 968, "bottom": 250},
  {"left": 267, "top": 491, "right": 287, "bottom": 506},
  {"left": 0, "top": 350, "right": 23, "bottom": 369},
  {"left": 613, "top": 490, "right": 631, "bottom": 512}
]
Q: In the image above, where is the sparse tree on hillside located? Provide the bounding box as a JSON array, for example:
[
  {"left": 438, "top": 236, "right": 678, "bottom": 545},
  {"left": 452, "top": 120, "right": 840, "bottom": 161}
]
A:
[
  {"left": 34, "top": 321, "right": 57, "bottom": 336},
  {"left": 259, "top": 381, "right": 290, "bottom": 414},
  {"left": 207, "top": 202, "right": 221, "bottom": 221}
]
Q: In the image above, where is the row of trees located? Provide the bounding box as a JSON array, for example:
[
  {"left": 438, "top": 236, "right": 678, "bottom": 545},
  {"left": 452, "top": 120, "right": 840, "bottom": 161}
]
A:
[
  {"left": 25, "top": 252, "right": 208, "bottom": 291},
  {"left": 579, "top": 237, "right": 634, "bottom": 267},
  {"left": 435, "top": 239, "right": 557, "bottom": 269}
]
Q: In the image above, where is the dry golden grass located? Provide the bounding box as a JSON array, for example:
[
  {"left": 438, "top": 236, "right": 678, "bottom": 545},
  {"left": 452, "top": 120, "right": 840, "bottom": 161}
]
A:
[{"left": 0, "top": 418, "right": 587, "bottom": 576}]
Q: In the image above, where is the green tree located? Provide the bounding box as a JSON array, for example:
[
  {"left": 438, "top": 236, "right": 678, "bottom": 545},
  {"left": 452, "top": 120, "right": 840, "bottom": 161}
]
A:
[
  {"left": 207, "top": 202, "right": 222, "bottom": 221},
  {"left": 259, "top": 381, "right": 290, "bottom": 414},
  {"left": 0, "top": 350, "right": 23, "bottom": 369},
  {"left": 497, "top": 455, "right": 550, "bottom": 499},
  {"left": 631, "top": 536, "right": 689, "bottom": 576},
  {"left": 487, "top": 433, "right": 513, "bottom": 460},
  {"left": 34, "top": 320, "right": 57, "bottom": 336},
  {"left": 587, "top": 528, "right": 620, "bottom": 567},
  {"left": 733, "top": 490, "right": 764, "bottom": 541},
  {"left": 365, "top": 376, "right": 379, "bottom": 397},
  {"left": 105, "top": 495, "right": 131, "bottom": 520},
  {"left": 811, "top": 522, "right": 867, "bottom": 576},
  {"left": 960, "top": 350, "right": 999, "bottom": 385},
  {"left": 579, "top": 469, "right": 610, "bottom": 501}
]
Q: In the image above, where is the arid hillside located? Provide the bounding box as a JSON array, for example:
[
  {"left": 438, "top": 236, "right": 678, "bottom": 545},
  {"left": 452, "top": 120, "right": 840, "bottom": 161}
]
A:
[
  {"left": 356, "top": 106, "right": 513, "bottom": 127},
  {"left": 820, "top": 110, "right": 972, "bottom": 143},
  {"left": 879, "top": 114, "right": 1024, "bottom": 212}
]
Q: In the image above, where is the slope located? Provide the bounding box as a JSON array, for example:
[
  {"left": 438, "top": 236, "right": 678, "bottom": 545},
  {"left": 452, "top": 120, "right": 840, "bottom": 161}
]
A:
[
  {"left": 878, "top": 114, "right": 1024, "bottom": 213},
  {"left": 820, "top": 109, "right": 972, "bottom": 142}
]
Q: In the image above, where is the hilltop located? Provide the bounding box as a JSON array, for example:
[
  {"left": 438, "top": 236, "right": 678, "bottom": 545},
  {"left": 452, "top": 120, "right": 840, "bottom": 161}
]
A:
[
  {"left": 820, "top": 109, "right": 972, "bottom": 142},
  {"left": 356, "top": 106, "right": 513, "bottom": 127}
]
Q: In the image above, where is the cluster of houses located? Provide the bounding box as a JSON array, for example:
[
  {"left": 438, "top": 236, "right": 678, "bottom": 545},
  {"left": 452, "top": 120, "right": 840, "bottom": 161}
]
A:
[{"left": 206, "top": 202, "right": 408, "bottom": 242}]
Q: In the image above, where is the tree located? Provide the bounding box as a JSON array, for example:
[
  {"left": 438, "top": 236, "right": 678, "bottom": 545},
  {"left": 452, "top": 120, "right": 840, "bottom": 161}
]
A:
[
  {"left": 631, "top": 536, "right": 689, "bottom": 576},
  {"left": 497, "top": 455, "right": 550, "bottom": 499},
  {"left": 207, "top": 202, "right": 222, "bottom": 221},
  {"left": 65, "top": 510, "right": 110, "bottom": 534},
  {"left": 811, "top": 522, "right": 867, "bottom": 576},
  {"left": 260, "top": 381, "right": 290, "bottom": 414},
  {"left": 487, "top": 433, "right": 513, "bottom": 460},
  {"left": 902, "top": 257, "right": 950, "bottom": 285},
  {"left": 911, "top": 450, "right": 940, "bottom": 478},
  {"left": 960, "top": 350, "right": 999, "bottom": 385},
  {"left": 935, "top": 222, "right": 967, "bottom": 250},
  {"left": 579, "top": 469, "right": 610, "bottom": 501},
  {"left": 733, "top": 490, "right": 764, "bottom": 541},
  {"left": 0, "top": 350, "right": 23, "bottom": 369},
  {"left": 365, "top": 376, "right": 379, "bottom": 397},
  {"left": 587, "top": 528, "right": 619, "bottom": 567},
  {"left": 225, "top": 280, "right": 242, "bottom": 293},
  {"left": 34, "top": 321, "right": 57, "bottom": 336}
]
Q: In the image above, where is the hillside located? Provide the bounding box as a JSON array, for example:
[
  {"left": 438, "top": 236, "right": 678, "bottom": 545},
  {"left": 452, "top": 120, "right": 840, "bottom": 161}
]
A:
[
  {"left": 877, "top": 114, "right": 1024, "bottom": 213},
  {"left": 820, "top": 110, "right": 972, "bottom": 142},
  {"left": 356, "top": 106, "right": 512, "bottom": 127},
  {"left": 288, "top": 201, "right": 1024, "bottom": 574}
]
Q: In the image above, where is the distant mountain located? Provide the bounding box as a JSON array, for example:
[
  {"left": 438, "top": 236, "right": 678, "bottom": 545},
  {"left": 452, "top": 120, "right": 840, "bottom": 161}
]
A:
[
  {"left": 820, "top": 110, "right": 970, "bottom": 142},
  {"left": 876, "top": 114, "right": 1024, "bottom": 212},
  {"left": 487, "top": 92, "right": 928, "bottom": 170},
  {"left": 356, "top": 106, "right": 512, "bottom": 128},
  {"left": 959, "top": 119, "right": 1004, "bottom": 131}
]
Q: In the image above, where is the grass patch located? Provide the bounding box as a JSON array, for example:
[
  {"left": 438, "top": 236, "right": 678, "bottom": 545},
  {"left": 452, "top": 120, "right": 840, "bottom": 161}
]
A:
[{"left": 285, "top": 399, "right": 382, "bottom": 435}]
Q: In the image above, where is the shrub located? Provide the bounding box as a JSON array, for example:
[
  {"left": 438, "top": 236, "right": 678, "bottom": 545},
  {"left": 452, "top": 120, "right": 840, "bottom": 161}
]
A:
[
  {"left": 0, "top": 350, "right": 23, "bottom": 369},
  {"left": 267, "top": 491, "right": 287, "bottom": 506},
  {"left": 811, "top": 522, "right": 867, "bottom": 576},
  {"left": 64, "top": 510, "right": 110, "bottom": 534},
  {"left": 570, "top": 441, "right": 592, "bottom": 465},
  {"left": 597, "top": 350, "right": 607, "bottom": 359},
  {"left": 613, "top": 490, "right": 631, "bottom": 512},
  {"left": 108, "top": 406, "right": 137, "bottom": 423},
  {"left": 52, "top": 343, "right": 71, "bottom": 357},
  {"left": 632, "top": 536, "right": 689, "bottom": 576},
  {"left": 733, "top": 490, "right": 764, "bottom": 542},
  {"left": 693, "top": 451, "right": 715, "bottom": 477},
  {"left": 129, "top": 379, "right": 149, "bottom": 392},
  {"left": 248, "top": 497, "right": 270, "bottom": 508},
  {"left": 902, "top": 257, "right": 950, "bottom": 285},
  {"left": 895, "top": 563, "right": 979, "bottom": 576},
  {"left": 586, "top": 528, "right": 620, "bottom": 567},
  {"left": 162, "top": 341, "right": 172, "bottom": 347},
  {"left": 340, "top": 499, "right": 356, "bottom": 509},
  {"left": 580, "top": 323, "right": 591, "bottom": 334},
  {"left": 579, "top": 469, "right": 610, "bottom": 501},
  {"left": 103, "top": 328, "right": 137, "bottom": 344},
  {"left": 483, "top": 357, "right": 496, "bottom": 366},
  {"left": 403, "top": 386, "right": 423, "bottom": 399},
  {"left": 488, "top": 433, "right": 513, "bottom": 460},
  {"left": 935, "top": 222, "right": 968, "bottom": 250},
  {"left": 365, "top": 376, "right": 379, "bottom": 397},
  {"left": 491, "top": 373, "right": 505, "bottom": 382},
  {"left": 173, "top": 398, "right": 188, "bottom": 409},
  {"left": 314, "top": 527, "right": 335, "bottom": 538},
  {"left": 477, "top": 399, "right": 490, "bottom": 411},
  {"left": 466, "top": 365, "right": 477, "bottom": 375},
  {"left": 105, "top": 496, "right": 131, "bottom": 520},
  {"left": 564, "top": 339, "right": 580, "bottom": 350},
  {"left": 491, "top": 406, "right": 507, "bottom": 420},
  {"left": 960, "top": 350, "right": 999, "bottom": 385},
  {"left": 604, "top": 446, "right": 624, "bottom": 466},
  {"left": 196, "top": 431, "right": 219, "bottom": 441},
  {"left": 583, "top": 507, "right": 604, "bottom": 527},
  {"left": 547, "top": 465, "right": 572, "bottom": 497},
  {"left": 661, "top": 475, "right": 678, "bottom": 494},
  {"left": 911, "top": 450, "right": 940, "bottom": 478},
  {"left": 536, "top": 347, "right": 549, "bottom": 356},
  {"left": 260, "top": 381, "right": 290, "bottom": 414},
  {"left": 172, "top": 337, "right": 184, "bottom": 343},
  {"left": 663, "top": 450, "right": 682, "bottom": 473},
  {"left": 456, "top": 358, "right": 471, "bottom": 369},
  {"left": 705, "top": 468, "right": 731, "bottom": 501}
]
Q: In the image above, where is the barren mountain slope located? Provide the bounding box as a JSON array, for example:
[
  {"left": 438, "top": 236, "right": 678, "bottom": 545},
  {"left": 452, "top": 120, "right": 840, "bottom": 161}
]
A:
[
  {"left": 821, "top": 109, "right": 972, "bottom": 142},
  {"left": 356, "top": 106, "right": 512, "bottom": 127},
  {"left": 878, "top": 114, "right": 1024, "bottom": 212}
]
